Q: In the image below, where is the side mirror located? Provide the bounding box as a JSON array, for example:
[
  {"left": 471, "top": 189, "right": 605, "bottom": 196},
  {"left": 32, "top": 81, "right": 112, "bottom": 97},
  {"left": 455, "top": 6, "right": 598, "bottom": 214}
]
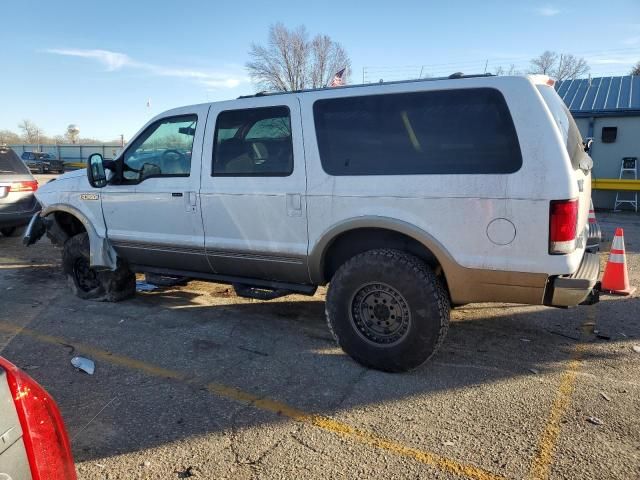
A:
[
  {"left": 583, "top": 138, "right": 593, "bottom": 153},
  {"left": 87, "top": 153, "right": 107, "bottom": 188}
]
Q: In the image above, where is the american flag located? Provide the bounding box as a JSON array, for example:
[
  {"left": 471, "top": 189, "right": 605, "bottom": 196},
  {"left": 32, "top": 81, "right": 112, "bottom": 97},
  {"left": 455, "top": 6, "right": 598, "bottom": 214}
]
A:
[{"left": 329, "top": 68, "right": 346, "bottom": 87}]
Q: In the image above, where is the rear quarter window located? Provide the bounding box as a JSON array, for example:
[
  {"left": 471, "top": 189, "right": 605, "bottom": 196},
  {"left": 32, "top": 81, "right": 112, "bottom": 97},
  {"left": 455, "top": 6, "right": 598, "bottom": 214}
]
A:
[
  {"left": 0, "top": 148, "right": 31, "bottom": 174},
  {"left": 537, "top": 85, "right": 584, "bottom": 168},
  {"left": 313, "top": 88, "right": 522, "bottom": 175}
]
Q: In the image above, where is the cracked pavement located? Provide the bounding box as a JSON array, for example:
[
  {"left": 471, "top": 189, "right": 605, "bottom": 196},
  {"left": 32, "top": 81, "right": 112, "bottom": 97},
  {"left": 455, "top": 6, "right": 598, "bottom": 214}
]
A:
[{"left": 0, "top": 206, "right": 639, "bottom": 479}]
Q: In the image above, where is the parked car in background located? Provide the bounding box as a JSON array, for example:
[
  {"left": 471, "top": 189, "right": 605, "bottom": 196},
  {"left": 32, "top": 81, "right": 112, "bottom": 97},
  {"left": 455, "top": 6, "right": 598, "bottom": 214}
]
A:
[
  {"left": 21, "top": 151, "right": 65, "bottom": 174},
  {"left": 0, "top": 146, "right": 40, "bottom": 236},
  {"left": 0, "top": 356, "right": 77, "bottom": 479}
]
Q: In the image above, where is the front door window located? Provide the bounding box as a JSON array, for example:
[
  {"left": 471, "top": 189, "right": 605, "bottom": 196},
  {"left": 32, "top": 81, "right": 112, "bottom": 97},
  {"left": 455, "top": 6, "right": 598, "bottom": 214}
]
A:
[{"left": 122, "top": 115, "right": 197, "bottom": 183}]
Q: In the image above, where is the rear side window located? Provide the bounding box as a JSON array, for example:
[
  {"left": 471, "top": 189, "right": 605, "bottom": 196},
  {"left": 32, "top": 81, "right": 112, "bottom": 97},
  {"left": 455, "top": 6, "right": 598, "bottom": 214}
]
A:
[
  {"left": 0, "top": 148, "right": 31, "bottom": 174},
  {"left": 212, "top": 106, "right": 293, "bottom": 176},
  {"left": 313, "top": 88, "right": 522, "bottom": 176},
  {"left": 537, "top": 85, "right": 584, "bottom": 168}
]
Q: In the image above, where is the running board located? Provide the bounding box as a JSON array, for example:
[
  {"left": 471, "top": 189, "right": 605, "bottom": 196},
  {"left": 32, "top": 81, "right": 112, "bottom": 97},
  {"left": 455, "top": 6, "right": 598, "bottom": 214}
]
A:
[
  {"left": 233, "top": 284, "right": 297, "bottom": 300},
  {"left": 130, "top": 264, "right": 317, "bottom": 297}
]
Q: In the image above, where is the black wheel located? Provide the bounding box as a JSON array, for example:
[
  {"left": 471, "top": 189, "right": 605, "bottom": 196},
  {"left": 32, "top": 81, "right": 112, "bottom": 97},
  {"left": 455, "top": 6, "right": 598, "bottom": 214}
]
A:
[
  {"left": 62, "top": 233, "right": 135, "bottom": 301},
  {"left": 326, "top": 249, "right": 450, "bottom": 372},
  {"left": 38, "top": 164, "right": 44, "bottom": 174},
  {"left": 0, "top": 227, "right": 18, "bottom": 237}
]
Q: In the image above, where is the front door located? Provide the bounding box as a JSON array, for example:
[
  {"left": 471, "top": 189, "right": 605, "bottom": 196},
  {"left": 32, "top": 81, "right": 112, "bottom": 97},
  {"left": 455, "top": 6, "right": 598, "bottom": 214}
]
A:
[
  {"left": 200, "top": 97, "right": 309, "bottom": 283},
  {"left": 101, "top": 105, "right": 210, "bottom": 272}
]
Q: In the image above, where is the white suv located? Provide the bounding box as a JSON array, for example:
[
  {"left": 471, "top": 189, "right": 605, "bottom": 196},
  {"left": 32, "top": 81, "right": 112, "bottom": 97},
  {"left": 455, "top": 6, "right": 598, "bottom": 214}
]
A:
[{"left": 25, "top": 74, "right": 599, "bottom": 372}]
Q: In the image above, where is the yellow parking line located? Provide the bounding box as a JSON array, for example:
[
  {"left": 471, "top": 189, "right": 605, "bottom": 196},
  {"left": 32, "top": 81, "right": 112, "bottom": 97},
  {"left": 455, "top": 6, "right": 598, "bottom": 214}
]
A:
[
  {"left": 528, "top": 309, "right": 595, "bottom": 480},
  {"left": 0, "top": 321, "right": 503, "bottom": 480}
]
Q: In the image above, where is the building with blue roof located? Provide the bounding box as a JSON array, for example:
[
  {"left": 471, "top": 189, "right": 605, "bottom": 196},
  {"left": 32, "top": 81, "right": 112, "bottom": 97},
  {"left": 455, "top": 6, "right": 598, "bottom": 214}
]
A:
[{"left": 556, "top": 75, "right": 639, "bottom": 209}]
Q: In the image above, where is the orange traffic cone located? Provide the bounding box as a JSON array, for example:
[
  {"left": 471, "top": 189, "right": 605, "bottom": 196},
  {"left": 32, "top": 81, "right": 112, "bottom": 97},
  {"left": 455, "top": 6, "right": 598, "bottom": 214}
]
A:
[{"left": 601, "top": 228, "right": 636, "bottom": 295}]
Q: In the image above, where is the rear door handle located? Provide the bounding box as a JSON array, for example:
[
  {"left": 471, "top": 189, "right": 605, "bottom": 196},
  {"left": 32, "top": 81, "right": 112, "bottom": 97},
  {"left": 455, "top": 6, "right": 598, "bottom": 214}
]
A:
[{"left": 286, "top": 193, "right": 302, "bottom": 217}]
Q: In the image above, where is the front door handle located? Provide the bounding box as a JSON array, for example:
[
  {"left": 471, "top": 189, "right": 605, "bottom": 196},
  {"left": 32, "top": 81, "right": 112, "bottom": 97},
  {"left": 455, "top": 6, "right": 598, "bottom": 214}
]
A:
[{"left": 185, "top": 191, "right": 197, "bottom": 213}]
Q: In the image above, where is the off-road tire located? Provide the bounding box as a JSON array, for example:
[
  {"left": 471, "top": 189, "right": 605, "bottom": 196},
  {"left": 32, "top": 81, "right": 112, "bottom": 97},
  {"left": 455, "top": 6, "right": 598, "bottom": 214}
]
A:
[
  {"left": 0, "top": 227, "right": 18, "bottom": 237},
  {"left": 326, "top": 249, "right": 450, "bottom": 372},
  {"left": 62, "top": 233, "right": 135, "bottom": 302}
]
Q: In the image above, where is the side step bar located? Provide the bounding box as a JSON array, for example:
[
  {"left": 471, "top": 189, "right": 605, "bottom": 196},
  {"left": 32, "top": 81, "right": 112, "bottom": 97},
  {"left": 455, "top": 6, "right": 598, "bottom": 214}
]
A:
[{"left": 131, "top": 264, "right": 317, "bottom": 299}]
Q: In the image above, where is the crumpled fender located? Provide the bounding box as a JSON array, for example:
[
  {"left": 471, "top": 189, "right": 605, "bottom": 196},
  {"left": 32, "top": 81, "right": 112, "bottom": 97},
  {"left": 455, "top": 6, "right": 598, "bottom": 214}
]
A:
[{"left": 24, "top": 204, "right": 118, "bottom": 270}]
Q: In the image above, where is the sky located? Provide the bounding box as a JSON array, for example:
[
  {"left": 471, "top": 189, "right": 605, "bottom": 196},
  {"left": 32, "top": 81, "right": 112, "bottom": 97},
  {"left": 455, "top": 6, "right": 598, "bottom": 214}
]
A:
[{"left": 1, "top": 0, "right": 639, "bottom": 141}]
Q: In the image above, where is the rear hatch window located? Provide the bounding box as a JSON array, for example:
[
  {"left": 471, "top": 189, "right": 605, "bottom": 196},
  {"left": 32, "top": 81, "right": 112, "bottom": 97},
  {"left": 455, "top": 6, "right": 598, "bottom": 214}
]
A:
[
  {"left": 536, "top": 85, "right": 588, "bottom": 171},
  {"left": 0, "top": 148, "right": 31, "bottom": 175}
]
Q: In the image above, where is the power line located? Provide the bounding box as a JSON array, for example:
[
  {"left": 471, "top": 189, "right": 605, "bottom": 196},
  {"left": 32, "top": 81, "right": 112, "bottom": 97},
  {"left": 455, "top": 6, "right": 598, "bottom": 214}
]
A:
[{"left": 363, "top": 48, "right": 639, "bottom": 83}]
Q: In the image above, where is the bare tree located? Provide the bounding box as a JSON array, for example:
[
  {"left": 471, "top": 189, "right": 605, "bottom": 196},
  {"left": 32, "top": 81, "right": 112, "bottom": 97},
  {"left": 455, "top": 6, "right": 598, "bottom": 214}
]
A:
[
  {"left": 309, "top": 34, "right": 350, "bottom": 88},
  {"left": 529, "top": 51, "right": 589, "bottom": 81},
  {"left": 247, "top": 23, "right": 351, "bottom": 91},
  {"left": 0, "top": 130, "right": 21, "bottom": 145},
  {"left": 17, "top": 120, "right": 43, "bottom": 145},
  {"left": 554, "top": 54, "right": 589, "bottom": 81},
  {"left": 631, "top": 61, "right": 640, "bottom": 76},
  {"left": 530, "top": 51, "right": 558, "bottom": 76},
  {"left": 494, "top": 64, "right": 521, "bottom": 76}
]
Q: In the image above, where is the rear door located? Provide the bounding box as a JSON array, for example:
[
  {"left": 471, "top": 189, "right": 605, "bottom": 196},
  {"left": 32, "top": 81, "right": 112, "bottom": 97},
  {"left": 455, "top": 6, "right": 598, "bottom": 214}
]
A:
[
  {"left": 537, "top": 84, "right": 592, "bottom": 240},
  {"left": 200, "top": 97, "right": 310, "bottom": 283},
  {"left": 101, "top": 105, "right": 210, "bottom": 272}
]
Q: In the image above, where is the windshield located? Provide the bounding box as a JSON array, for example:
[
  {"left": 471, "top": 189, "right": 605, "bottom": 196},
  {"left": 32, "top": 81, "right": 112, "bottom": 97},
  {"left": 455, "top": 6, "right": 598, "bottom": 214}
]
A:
[{"left": 537, "top": 85, "right": 585, "bottom": 169}]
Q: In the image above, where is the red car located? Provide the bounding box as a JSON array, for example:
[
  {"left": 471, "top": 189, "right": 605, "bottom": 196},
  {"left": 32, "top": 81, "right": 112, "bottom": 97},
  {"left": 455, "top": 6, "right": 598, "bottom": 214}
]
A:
[{"left": 0, "top": 357, "right": 77, "bottom": 479}]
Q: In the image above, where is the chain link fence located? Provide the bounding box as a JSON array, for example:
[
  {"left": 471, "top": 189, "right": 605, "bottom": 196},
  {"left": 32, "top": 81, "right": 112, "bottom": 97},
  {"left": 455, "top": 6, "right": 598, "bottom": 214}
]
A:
[{"left": 9, "top": 144, "right": 122, "bottom": 169}]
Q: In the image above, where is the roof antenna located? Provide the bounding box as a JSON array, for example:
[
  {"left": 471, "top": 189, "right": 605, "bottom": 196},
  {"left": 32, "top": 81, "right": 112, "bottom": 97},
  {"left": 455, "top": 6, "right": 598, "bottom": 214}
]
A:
[{"left": 448, "top": 72, "right": 464, "bottom": 79}]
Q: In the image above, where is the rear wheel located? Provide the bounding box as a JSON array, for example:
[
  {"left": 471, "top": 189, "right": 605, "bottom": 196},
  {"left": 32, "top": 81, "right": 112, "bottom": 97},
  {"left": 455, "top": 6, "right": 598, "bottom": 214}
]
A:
[
  {"left": 62, "top": 233, "right": 135, "bottom": 301},
  {"left": 326, "top": 249, "right": 450, "bottom": 372}
]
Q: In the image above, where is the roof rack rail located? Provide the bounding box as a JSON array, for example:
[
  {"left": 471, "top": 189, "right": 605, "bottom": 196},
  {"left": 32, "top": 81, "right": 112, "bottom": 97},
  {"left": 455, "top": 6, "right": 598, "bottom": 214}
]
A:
[{"left": 236, "top": 72, "right": 494, "bottom": 99}]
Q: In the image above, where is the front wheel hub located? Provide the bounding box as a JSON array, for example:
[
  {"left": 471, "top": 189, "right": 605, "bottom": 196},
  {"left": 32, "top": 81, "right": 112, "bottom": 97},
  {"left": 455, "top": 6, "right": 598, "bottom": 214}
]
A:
[
  {"left": 73, "top": 257, "right": 100, "bottom": 292},
  {"left": 350, "top": 283, "right": 411, "bottom": 346}
]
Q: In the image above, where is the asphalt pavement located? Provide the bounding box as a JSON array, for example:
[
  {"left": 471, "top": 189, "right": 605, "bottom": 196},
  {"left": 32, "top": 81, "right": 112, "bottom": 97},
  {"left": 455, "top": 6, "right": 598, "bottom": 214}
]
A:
[{"left": 0, "top": 209, "right": 638, "bottom": 480}]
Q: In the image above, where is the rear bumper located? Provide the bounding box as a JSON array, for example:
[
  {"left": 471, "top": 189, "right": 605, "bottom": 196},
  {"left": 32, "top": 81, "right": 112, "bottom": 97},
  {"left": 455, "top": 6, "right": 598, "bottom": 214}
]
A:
[{"left": 546, "top": 251, "right": 600, "bottom": 307}]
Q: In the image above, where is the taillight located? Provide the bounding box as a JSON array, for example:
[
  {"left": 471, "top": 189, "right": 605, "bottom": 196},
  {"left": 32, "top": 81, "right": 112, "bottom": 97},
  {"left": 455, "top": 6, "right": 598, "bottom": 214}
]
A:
[
  {"left": 549, "top": 199, "right": 578, "bottom": 254},
  {"left": 0, "top": 357, "right": 77, "bottom": 480},
  {"left": 9, "top": 180, "right": 39, "bottom": 192}
]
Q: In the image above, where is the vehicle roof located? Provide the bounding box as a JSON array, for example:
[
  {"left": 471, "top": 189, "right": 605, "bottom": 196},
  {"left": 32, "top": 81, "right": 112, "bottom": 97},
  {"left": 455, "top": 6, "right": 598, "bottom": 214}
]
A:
[{"left": 159, "top": 73, "right": 550, "bottom": 117}]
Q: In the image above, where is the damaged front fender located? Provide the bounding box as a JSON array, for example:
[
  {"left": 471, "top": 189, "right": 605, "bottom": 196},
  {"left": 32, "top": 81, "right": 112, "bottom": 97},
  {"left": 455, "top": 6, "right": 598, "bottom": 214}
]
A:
[
  {"left": 22, "top": 206, "right": 118, "bottom": 271},
  {"left": 22, "top": 213, "right": 48, "bottom": 246}
]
